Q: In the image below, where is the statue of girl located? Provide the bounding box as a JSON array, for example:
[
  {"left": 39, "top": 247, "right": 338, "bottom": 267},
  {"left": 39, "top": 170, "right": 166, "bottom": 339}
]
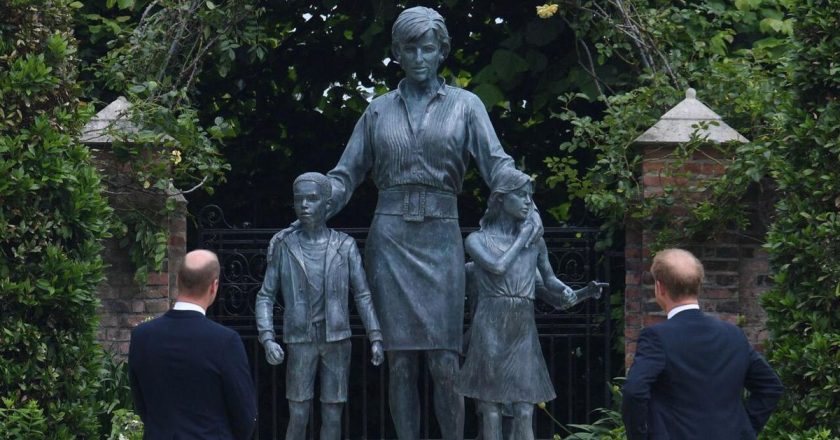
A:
[{"left": 456, "top": 168, "right": 606, "bottom": 440}]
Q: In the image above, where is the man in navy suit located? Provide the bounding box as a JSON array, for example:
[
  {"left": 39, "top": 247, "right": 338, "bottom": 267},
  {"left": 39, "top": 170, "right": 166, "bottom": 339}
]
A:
[
  {"left": 129, "top": 249, "right": 257, "bottom": 439},
  {"left": 622, "top": 248, "right": 783, "bottom": 440}
]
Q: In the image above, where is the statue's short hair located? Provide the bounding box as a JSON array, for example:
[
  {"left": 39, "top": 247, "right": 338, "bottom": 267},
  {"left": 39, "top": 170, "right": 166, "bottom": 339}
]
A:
[
  {"left": 294, "top": 172, "right": 332, "bottom": 199},
  {"left": 651, "top": 248, "right": 704, "bottom": 300},
  {"left": 391, "top": 6, "right": 451, "bottom": 60}
]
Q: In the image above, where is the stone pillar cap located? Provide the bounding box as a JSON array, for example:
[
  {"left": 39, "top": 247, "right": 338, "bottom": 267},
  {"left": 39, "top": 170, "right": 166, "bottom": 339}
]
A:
[
  {"left": 79, "top": 97, "right": 139, "bottom": 145},
  {"left": 634, "top": 88, "right": 749, "bottom": 145}
]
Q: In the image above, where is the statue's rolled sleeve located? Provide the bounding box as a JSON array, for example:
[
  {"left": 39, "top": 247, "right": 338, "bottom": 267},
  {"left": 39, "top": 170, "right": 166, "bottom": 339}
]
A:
[
  {"left": 466, "top": 94, "right": 515, "bottom": 189},
  {"left": 327, "top": 110, "right": 374, "bottom": 217},
  {"left": 347, "top": 240, "right": 383, "bottom": 343},
  {"left": 255, "top": 244, "right": 281, "bottom": 344}
]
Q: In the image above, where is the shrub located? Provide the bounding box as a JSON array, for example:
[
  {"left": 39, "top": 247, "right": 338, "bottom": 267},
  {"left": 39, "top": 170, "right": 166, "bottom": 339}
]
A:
[
  {"left": 0, "top": 0, "right": 112, "bottom": 437},
  {"left": 96, "top": 354, "right": 135, "bottom": 437},
  {"left": 0, "top": 398, "right": 47, "bottom": 440},
  {"left": 107, "top": 409, "right": 144, "bottom": 440},
  {"left": 759, "top": 0, "right": 840, "bottom": 434}
]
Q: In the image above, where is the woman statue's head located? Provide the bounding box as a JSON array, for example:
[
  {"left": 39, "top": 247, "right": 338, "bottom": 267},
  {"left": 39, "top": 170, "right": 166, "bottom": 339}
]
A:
[
  {"left": 480, "top": 168, "right": 533, "bottom": 229},
  {"left": 391, "top": 7, "right": 451, "bottom": 83}
]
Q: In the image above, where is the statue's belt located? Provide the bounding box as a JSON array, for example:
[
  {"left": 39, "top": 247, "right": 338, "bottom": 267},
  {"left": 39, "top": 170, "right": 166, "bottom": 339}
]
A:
[{"left": 375, "top": 187, "right": 458, "bottom": 222}]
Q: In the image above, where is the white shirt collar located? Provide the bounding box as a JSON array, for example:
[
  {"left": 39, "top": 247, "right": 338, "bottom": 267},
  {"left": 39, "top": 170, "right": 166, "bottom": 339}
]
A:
[
  {"left": 668, "top": 303, "right": 700, "bottom": 319},
  {"left": 173, "top": 301, "right": 206, "bottom": 315}
]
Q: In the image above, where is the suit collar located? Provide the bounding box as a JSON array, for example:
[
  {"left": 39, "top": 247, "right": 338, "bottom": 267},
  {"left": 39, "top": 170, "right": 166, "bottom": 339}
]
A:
[
  {"left": 668, "top": 303, "right": 700, "bottom": 319},
  {"left": 668, "top": 307, "right": 703, "bottom": 321},
  {"left": 165, "top": 309, "right": 205, "bottom": 319},
  {"left": 173, "top": 301, "right": 206, "bottom": 315}
]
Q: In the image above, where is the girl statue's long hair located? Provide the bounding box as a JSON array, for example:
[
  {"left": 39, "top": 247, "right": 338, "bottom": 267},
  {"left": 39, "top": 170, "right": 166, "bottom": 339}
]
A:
[{"left": 479, "top": 168, "right": 532, "bottom": 230}]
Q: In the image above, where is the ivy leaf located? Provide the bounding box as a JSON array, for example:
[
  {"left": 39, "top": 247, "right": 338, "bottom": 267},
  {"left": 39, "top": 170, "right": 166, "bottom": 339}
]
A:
[
  {"left": 759, "top": 18, "right": 785, "bottom": 34},
  {"left": 710, "top": 30, "right": 735, "bottom": 55},
  {"left": 734, "top": 0, "right": 761, "bottom": 11},
  {"left": 472, "top": 83, "right": 505, "bottom": 110},
  {"left": 360, "top": 22, "right": 382, "bottom": 47},
  {"left": 472, "top": 65, "right": 498, "bottom": 85},
  {"left": 491, "top": 49, "right": 528, "bottom": 82}
]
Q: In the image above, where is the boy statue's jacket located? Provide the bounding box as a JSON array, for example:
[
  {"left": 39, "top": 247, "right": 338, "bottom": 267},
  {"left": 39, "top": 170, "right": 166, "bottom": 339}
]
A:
[{"left": 256, "top": 229, "right": 382, "bottom": 344}]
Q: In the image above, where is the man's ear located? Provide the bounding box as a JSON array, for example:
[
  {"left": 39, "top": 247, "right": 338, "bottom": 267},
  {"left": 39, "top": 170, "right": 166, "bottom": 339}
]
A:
[
  {"left": 209, "top": 278, "right": 219, "bottom": 303},
  {"left": 654, "top": 279, "right": 670, "bottom": 301}
]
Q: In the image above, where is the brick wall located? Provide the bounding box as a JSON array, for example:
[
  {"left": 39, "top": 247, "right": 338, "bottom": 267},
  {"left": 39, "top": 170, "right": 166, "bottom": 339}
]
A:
[
  {"left": 624, "top": 144, "right": 772, "bottom": 368},
  {"left": 86, "top": 141, "right": 187, "bottom": 357},
  {"left": 96, "top": 195, "right": 186, "bottom": 357}
]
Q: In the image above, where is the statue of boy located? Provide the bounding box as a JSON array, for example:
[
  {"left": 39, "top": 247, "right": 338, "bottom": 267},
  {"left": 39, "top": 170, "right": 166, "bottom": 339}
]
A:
[{"left": 255, "top": 172, "right": 384, "bottom": 440}]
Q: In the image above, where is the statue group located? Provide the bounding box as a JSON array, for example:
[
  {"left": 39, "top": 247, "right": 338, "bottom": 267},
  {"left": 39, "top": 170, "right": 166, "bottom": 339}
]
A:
[{"left": 255, "top": 7, "right": 605, "bottom": 440}]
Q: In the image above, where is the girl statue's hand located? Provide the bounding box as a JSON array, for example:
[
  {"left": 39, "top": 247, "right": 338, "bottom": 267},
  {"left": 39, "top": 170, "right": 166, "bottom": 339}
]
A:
[{"left": 519, "top": 219, "right": 536, "bottom": 239}]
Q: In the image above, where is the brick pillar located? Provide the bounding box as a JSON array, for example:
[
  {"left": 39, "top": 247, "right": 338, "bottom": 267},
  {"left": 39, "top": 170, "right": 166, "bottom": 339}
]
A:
[
  {"left": 167, "top": 192, "right": 188, "bottom": 303},
  {"left": 624, "top": 144, "right": 772, "bottom": 368},
  {"left": 82, "top": 98, "right": 189, "bottom": 357},
  {"left": 96, "top": 197, "right": 187, "bottom": 357}
]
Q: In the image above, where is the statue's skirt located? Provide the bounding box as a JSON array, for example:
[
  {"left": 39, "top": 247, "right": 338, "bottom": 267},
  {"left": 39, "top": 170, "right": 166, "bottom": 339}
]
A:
[
  {"left": 365, "top": 213, "right": 465, "bottom": 352},
  {"left": 456, "top": 296, "right": 556, "bottom": 404}
]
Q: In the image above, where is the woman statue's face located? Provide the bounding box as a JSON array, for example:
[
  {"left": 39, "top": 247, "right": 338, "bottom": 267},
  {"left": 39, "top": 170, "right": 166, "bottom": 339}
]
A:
[
  {"left": 502, "top": 184, "right": 533, "bottom": 221},
  {"left": 396, "top": 29, "right": 443, "bottom": 84}
]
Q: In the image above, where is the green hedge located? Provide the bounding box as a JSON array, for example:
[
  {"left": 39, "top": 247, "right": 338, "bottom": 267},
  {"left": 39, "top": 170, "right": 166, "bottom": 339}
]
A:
[
  {"left": 761, "top": 0, "right": 840, "bottom": 436},
  {"left": 0, "top": 0, "right": 112, "bottom": 438}
]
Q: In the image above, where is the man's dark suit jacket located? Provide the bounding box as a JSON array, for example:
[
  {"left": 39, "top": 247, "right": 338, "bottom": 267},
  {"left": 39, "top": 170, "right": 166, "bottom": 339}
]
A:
[
  {"left": 129, "top": 310, "right": 257, "bottom": 440},
  {"left": 622, "top": 309, "right": 783, "bottom": 440}
]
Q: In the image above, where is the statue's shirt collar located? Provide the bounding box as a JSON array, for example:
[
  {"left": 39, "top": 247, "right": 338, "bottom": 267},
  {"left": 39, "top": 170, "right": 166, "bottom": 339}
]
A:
[{"left": 395, "top": 77, "right": 449, "bottom": 100}]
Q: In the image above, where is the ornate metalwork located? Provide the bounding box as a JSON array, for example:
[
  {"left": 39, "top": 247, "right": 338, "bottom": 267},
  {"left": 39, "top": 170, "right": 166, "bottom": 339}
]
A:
[{"left": 197, "top": 204, "right": 616, "bottom": 439}]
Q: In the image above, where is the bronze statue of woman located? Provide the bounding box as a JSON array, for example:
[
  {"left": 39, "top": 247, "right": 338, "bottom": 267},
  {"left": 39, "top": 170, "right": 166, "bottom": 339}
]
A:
[{"left": 270, "top": 6, "right": 541, "bottom": 439}]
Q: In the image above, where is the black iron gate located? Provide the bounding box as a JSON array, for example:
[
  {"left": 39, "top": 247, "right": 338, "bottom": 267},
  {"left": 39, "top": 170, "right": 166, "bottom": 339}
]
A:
[{"left": 196, "top": 205, "right": 616, "bottom": 439}]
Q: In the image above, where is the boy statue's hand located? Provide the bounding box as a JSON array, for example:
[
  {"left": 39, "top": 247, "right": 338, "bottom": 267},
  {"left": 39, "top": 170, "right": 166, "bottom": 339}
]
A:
[
  {"left": 371, "top": 341, "right": 384, "bottom": 366},
  {"left": 263, "top": 340, "right": 285, "bottom": 365}
]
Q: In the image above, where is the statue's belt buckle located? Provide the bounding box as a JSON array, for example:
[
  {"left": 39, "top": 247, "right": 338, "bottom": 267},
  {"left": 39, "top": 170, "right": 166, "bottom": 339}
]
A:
[{"left": 402, "top": 188, "right": 426, "bottom": 222}]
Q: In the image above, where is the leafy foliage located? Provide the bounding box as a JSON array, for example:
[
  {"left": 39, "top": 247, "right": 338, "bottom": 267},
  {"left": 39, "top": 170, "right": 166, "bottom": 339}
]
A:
[
  {"left": 107, "top": 409, "right": 144, "bottom": 440},
  {"left": 542, "top": 0, "right": 838, "bottom": 436},
  {"left": 72, "top": 0, "right": 248, "bottom": 281},
  {"left": 0, "top": 0, "right": 111, "bottom": 437},
  {"left": 81, "top": 0, "right": 646, "bottom": 229},
  {"left": 553, "top": 380, "right": 626, "bottom": 440},
  {"left": 96, "top": 354, "right": 136, "bottom": 437},
  {"left": 543, "top": 0, "right": 792, "bottom": 248},
  {"left": 0, "top": 398, "right": 47, "bottom": 440},
  {"left": 759, "top": 0, "right": 840, "bottom": 435}
]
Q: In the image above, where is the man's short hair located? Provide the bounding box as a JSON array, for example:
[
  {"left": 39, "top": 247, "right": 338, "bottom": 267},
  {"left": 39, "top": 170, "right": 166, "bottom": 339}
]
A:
[
  {"left": 294, "top": 172, "right": 331, "bottom": 199},
  {"left": 177, "top": 251, "right": 220, "bottom": 296},
  {"left": 650, "top": 248, "right": 704, "bottom": 300}
]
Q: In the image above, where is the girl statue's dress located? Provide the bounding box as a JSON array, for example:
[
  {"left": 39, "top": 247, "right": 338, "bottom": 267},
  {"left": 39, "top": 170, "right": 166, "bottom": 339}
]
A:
[
  {"left": 456, "top": 231, "right": 556, "bottom": 405},
  {"left": 455, "top": 167, "right": 606, "bottom": 440}
]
